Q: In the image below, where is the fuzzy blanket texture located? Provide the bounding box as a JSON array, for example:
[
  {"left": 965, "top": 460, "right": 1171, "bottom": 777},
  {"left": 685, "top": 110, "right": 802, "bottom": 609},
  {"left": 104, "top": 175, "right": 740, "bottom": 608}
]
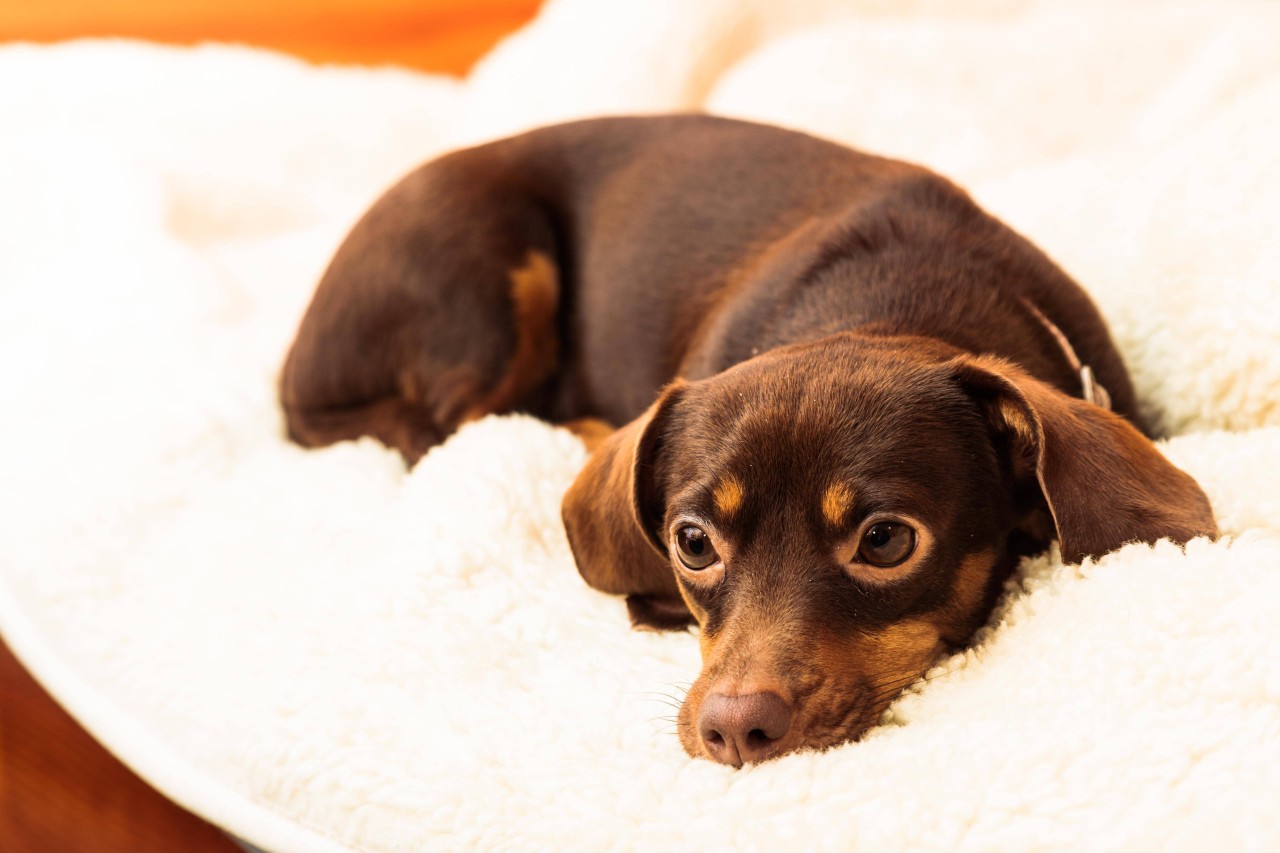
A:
[{"left": 3, "top": 0, "right": 1280, "bottom": 850}]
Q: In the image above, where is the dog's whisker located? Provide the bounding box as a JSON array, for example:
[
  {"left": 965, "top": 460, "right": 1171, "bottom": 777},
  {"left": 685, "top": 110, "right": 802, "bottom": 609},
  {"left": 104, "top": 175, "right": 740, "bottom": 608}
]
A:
[
  {"left": 625, "top": 690, "right": 686, "bottom": 699},
  {"left": 624, "top": 690, "right": 686, "bottom": 709},
  {"left": 865, "top": 674, "right": 942, "bottom": 707},
  {"left": 868, "top": 675, "right": 925, "bottom": 695},
  {"left": 867, "top": 675, "right": 923, "bottom": 695},
  {"left": 634, "top": 696, "right": 686, "bottom": 712},
  {"left": 868, "top": 664, "right": 950, "bottom": 694}
]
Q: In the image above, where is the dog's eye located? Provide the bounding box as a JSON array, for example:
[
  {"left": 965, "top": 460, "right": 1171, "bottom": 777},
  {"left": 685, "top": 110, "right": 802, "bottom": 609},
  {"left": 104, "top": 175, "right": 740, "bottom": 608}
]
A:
[
  {"left": 857, "top": 522, "right": 916, "bottom": 567},
  {"left": 675, "top": 525, "right": 719, "bottom": 570}
]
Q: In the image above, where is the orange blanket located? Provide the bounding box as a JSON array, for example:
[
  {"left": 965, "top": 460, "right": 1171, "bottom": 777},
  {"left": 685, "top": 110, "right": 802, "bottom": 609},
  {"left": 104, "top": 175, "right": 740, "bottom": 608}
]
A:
[{"left": 0, "top": 0, "right": 539, "bottom": 73}]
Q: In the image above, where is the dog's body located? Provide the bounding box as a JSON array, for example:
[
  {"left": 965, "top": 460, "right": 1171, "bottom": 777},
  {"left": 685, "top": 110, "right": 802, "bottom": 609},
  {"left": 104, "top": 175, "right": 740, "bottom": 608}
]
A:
[{"left": 282, "top": 115, "right": 1216, "bottom": 766}]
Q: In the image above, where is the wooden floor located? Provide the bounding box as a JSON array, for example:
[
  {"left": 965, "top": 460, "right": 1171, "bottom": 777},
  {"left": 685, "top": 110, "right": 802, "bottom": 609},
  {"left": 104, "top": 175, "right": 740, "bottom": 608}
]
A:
[{"left": 0, "top": 638, "right": 239, "bottom": 852}]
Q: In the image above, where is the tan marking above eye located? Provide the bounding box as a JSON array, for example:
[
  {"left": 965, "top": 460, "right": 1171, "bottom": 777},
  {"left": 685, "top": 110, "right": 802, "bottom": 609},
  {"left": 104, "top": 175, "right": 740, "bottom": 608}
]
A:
[
  {"left": 822, "top": 482, "right": 855, "bottom": 525},
  {"left": 713, "top": 477, "right": 744, "bottom": 516}
]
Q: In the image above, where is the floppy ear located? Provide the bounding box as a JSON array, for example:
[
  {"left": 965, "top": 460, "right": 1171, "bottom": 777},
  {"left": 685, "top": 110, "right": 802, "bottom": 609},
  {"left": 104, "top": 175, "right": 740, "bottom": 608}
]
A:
[
  {"left": 561, "top": 384, "right": 694, "bottom": 630},
  {"left": 952, "top": 355, "right": 1217, "bottom": 563}
]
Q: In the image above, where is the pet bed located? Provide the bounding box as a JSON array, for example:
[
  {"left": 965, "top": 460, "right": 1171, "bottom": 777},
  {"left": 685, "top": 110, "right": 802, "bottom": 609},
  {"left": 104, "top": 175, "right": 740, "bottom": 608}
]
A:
[{"left": 3, "top": 0, "right": 1280, "bottom": 849}]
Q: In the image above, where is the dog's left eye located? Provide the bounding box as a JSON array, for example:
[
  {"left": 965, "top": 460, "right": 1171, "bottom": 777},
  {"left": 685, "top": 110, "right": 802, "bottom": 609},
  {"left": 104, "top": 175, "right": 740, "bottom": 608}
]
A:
[
  {"left": 856, "top": 521, "right": 916, "bottom": 567},
  {"left": 675, "top": 525, "right": 719, "bottom": 570}
]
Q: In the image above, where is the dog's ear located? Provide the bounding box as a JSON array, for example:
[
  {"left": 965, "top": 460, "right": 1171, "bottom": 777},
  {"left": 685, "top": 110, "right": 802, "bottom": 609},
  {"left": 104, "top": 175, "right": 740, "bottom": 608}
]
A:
[
  {"left": 561, "top": 383, "right": 694, "bottom": 630},
  {"left": 952, "top": 355, "right": 1216, "bottom": 563}
]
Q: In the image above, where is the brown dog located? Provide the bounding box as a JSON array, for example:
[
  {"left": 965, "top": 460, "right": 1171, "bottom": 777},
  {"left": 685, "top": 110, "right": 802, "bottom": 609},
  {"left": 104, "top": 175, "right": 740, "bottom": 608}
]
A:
[{"left": 280, "top": 115, "right": 1216, "bottom": 767}]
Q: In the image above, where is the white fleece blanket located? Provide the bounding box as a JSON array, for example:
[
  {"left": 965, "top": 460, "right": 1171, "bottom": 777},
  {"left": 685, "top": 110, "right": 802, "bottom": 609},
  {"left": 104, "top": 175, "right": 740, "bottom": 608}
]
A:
[{"left": 3, "top": 1, "right": 1280, "bottom": 850}]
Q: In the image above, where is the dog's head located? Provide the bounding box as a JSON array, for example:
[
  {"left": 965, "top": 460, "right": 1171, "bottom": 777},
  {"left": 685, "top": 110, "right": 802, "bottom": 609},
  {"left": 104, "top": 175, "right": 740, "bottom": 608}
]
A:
[{"left": 562, "top": 334, "right": 1215, "bottom": 766}]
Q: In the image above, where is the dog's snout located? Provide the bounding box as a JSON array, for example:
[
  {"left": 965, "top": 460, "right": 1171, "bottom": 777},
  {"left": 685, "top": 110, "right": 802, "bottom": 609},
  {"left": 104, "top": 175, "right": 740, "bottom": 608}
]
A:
[{"left": 698, "top": 690, "right": 793, "bottom": 767}]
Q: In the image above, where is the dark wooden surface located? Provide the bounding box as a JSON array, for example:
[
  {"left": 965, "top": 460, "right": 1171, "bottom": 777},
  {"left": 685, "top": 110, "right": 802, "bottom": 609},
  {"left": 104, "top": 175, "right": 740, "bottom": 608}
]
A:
[{"left": 0, "top": 636, "right": 240, "bottom": 853}]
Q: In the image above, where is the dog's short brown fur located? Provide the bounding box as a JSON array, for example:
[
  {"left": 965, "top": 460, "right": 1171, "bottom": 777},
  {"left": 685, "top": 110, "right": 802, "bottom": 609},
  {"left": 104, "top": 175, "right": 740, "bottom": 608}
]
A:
[{"left": 281, "top": 115, "right": 1217, "bottom": 766}]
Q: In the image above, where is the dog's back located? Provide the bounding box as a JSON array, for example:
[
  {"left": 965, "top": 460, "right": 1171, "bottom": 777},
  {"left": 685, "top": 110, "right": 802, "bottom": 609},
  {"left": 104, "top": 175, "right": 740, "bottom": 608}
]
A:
[{"left": 282, "top": 114, "right": 1140, "bottom": 455}]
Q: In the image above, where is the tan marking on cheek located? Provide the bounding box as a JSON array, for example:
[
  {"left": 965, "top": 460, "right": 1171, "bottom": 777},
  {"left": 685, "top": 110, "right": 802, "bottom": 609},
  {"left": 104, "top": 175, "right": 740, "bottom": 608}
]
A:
[
  {"left": 713, "top": 476, "right": 744, "bottom": 516},
  {"left": 931, "top": 548, "right": 999, "bottom": 644},
  {"left": 822, "top": 482, "right": 855, "bottom": 526},
  {"left": 800, "top": 619, "right": 942, "bottom": 743},
  {"left": 857, "top": 620, "right": 943, "bottom": 710},
  {"left": 825, "top": 620, "right": 941, "bottom": 694},
  {"left": 953, "top": 549, "right": 996, "bottom": 617},
  {"left": 865, "top": 619, "right": 943, "bottom": 665}
]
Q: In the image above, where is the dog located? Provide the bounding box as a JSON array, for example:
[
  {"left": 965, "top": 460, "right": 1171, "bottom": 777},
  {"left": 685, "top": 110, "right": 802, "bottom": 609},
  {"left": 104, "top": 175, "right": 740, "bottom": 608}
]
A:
[{"left": 280, "top": 114, "right": 1217, "bottom": 767}]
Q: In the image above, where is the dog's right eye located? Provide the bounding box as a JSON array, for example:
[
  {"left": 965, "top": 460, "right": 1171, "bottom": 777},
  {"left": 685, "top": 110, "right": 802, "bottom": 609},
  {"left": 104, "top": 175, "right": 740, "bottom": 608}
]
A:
[{"left": 675, "top": 525, "right": 719, "bottom": 570}]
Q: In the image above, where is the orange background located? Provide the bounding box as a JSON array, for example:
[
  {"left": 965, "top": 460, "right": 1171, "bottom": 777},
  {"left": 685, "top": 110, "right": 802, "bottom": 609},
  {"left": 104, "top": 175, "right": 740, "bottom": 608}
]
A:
[{"left": 0, "top": 0, "right": 543, "bottom": 74}]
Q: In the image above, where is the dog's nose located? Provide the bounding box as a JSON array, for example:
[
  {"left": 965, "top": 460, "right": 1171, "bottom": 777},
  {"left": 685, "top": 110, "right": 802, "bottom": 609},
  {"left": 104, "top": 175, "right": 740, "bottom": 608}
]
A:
[{"left": 698, "top": 690, "right": 793, "bottom": 767}]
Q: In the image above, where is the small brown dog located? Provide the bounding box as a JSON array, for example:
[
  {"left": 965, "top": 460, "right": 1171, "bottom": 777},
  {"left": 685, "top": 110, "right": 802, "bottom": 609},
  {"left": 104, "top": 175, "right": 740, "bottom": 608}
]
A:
[{"left": 280, "top": 115, "right": 1216, "bottom": 767}]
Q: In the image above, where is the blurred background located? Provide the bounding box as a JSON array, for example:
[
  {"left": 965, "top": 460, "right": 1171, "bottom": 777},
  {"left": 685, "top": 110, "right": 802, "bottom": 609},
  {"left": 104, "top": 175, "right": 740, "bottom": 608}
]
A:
[
  {"left": 0, "top": 0, "right": 541, "bottom": 74},
  {"left": 0, "top": 3, "right": 539, "bottom": 851}
]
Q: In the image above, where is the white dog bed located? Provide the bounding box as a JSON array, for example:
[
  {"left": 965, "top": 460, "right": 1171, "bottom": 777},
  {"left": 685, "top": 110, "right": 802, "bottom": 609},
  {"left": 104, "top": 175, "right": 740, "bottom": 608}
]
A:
[{"left": 3, "top": 1, "right": 1280, "bottom": 849}]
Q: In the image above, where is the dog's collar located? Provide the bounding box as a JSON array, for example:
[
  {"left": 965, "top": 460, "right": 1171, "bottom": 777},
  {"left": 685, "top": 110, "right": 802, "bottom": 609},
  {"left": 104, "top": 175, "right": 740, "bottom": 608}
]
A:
[{"left": 1019, "top": 297, "right": 1111, "bottom": 410}]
